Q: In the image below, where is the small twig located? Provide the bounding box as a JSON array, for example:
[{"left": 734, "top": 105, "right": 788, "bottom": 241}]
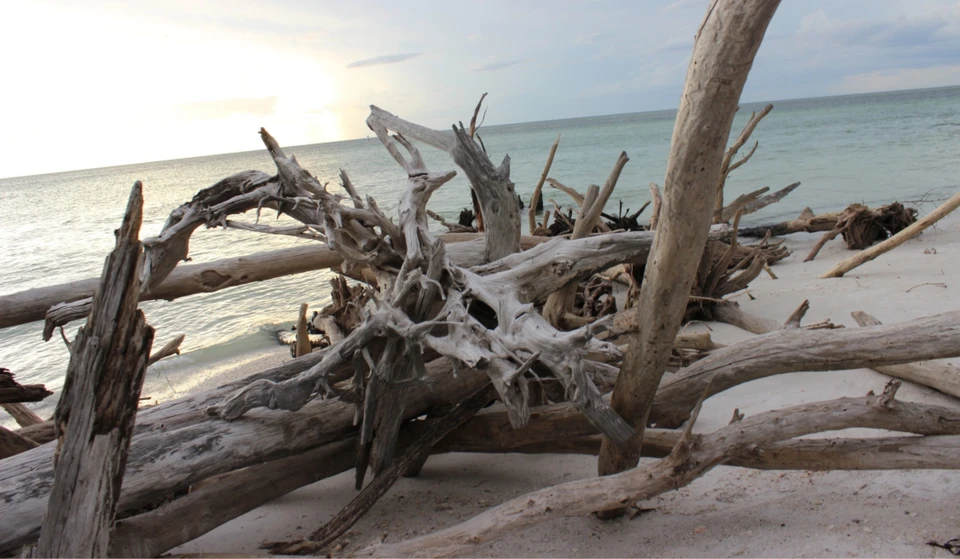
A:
[{"left": 905, "top": 282, "right": 947, "bottom": 293}]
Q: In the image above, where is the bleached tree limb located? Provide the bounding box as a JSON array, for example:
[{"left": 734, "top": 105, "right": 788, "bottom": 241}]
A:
[
  {"left": 714, "top": 103, "right": 774, "bottom": 221},
  {"left": 1, "top": 403, "right": 44, "bottom": 427},
  {"left": 822, "top": 189, "right": 960, "bottom": 277},
  {"left": 600, "top": 0, "right": 782, "bottom": 480},
  {"left": 648, "top": 182, "right": 662, "bottom": 230},
  {"left": 360, "top": 384, "right": 960, "bottom": 557},
  {"left": 651, "top": 308, "right": 960, "bottom": 428},
  {"left": 529, "top": 134, "right": 560, "bottom": 234},
  {"left": 147, "top": 334, "right": 185, "bottom": 366},
  {"left": 851, "top": 311, "right": 960, "bottom": 399}
]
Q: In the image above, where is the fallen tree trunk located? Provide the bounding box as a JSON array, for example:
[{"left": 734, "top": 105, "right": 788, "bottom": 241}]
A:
[
  {"left": 651, "top": 308, "right": 960, "bottom": 428},
  {"left": 0, "top": 233, "right": 551, "bottom": 330}
]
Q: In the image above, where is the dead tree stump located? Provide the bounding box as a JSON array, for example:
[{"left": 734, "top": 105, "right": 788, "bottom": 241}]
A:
[{"left": 34, "top": 182, "right": 155, "bottom": 557}]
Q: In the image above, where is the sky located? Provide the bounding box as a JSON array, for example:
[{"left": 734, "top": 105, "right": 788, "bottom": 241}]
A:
[{"left": 2, "top": 0, "right": 960, "bottom": 178}]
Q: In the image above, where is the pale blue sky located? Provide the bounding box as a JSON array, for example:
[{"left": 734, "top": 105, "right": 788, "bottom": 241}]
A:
[{"left": 3, "top": 0, "right": 960, "bottom": 177}]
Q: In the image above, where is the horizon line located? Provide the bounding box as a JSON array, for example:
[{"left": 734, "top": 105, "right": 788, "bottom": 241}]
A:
[{"left": 3, "top": 83, "right": 958, "bottom": 181}]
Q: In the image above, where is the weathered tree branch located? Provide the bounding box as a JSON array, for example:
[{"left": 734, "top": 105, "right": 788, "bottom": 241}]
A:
[
  {"left": 361, "top": 384, "right": 960, "bottom": 557},
  {"left": 600, "top": 0, "right": 782, "bottom": 482}
]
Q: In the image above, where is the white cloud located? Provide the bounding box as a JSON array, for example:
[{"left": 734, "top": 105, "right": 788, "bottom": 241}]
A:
[{"left": 835, "top": 64, "right": 960, "bottom": 94}]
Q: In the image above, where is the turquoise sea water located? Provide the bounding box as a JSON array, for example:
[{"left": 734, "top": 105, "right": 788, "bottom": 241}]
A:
[{"left": 2, "top": 85, "right": 959, "bottom": 420}]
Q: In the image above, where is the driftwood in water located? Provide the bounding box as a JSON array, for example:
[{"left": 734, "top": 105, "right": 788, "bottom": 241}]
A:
[
  {"left": 35, "top": 182, "right": 155, "bottom": 558},
  {"left": 0, "top": 368, "right": 52, "bottom": 404},
  {"left": 822, "top": 189, "right": 960, "bottom": 278},
  {"left": 599, "top": 0, "right": 781, "bottom": 483}
]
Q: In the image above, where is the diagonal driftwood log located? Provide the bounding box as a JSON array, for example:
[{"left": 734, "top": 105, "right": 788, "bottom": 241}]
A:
[
  {"left": 0, "top": 426, "right": 39, "bottom": 459},
  {"left": 529, "top": 135, "right": 560, "bottom": 234},
  {"left": 822, "top": 188, "right": 960, "bottom": 278},
  {"left": 0, "top": 368, "right": 52, "bottom": 404},
  {"left": 599, "top": 0, "right": 782, "bottom": 482},
  {"left": 360, "top": 382, "right": 960, "bottom": 557},
  {"left": 35, "top": 182, "right": 155, "bottom": 557},
  {"left": 650, "top": 308, "right": 960, "bottom": 429},
  {"left": 2, "top": 403, "right": 44, "bottom": 427}
]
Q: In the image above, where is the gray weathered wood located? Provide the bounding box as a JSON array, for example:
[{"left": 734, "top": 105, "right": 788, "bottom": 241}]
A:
[
  {"left": 600, "top": 0, "right": 782, "bottom": 477},
  {"left": 651, "top": 309, "right": 960, "bottom": 428},
  {"left": 35, "top": 182, "right": 155, "bottom": 558},
  {"left": 851, "top": 311, "right": 960, "bottom": 399},
  {"left": 361, "top": 384, "right": 960, "bottom": 557}
]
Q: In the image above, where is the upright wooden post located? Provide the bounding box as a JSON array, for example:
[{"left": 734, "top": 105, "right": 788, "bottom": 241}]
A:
[
  {"left": 35, "top": 182, "right": 155, "bottom": 557},
  {"left": 598, "top": 0, "right": 781, "bottom": 484}
]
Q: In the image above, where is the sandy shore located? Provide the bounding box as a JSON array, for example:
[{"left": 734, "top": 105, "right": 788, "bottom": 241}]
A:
[{"left": 172, "top": 217, "right": 960, "bottom": 557}]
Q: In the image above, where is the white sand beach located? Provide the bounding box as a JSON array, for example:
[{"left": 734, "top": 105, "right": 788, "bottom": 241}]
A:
[{"left": 169, "top": 216, "right": 960, "bottom": 558}]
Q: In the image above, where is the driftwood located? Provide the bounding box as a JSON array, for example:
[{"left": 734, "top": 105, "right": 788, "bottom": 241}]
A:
[
  {"left": 0, "top": 368, "right": 52, "bottom": 404},
  {"left": 360, "top": 382, "right": 960, "bottom": 557},
  {"left": 805, "top": 202, "right": 917, "bottom": 262},
  {"left": 822, "top": 189, "right": 960, "bottom": 277},
  {"left": 2, "top": 403, "right": 44, "bottom": 427},
  {"left": 852, "top": 311, "right": 960, "bottom": 399},
  {"left": 0, "top": 232, "right": 553, "bottom": 331},
  {"left": 5, "top": 304, "right": 958, "bottom": 554},
  {"left": 529, "top": 135, "right": 560, "bottom": 234},
  {"left": 714, "top": 103, "right": 773, "bottom": 221},
  {"left": 599, "top": 0, "right": 782, "bottom": 484},
  {"left": 717, "top": 181, "right": 800, "bottom": 223},
  {"left": 35, "top": 182, "right": 155, "bottom": 557},
  {"left": 0, "top": 425, "right": 39, "bottom": 459},
  {"left": 106, "top": 402, "right": 960, "bottom": 558}
]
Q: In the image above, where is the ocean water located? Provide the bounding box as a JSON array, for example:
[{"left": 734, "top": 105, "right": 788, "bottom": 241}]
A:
[{"left": 2, "top": 85, "right": 959, "bottom": 421}]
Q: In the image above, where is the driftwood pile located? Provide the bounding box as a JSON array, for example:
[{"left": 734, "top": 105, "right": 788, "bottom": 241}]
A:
[{"left": 4, "top": 0, "right": 960, "bottom": 557}]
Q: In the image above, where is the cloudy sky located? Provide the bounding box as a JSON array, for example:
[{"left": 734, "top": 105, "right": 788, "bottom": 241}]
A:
[{"left": 3, "top": 0, "right": 960, "bottom": 177}]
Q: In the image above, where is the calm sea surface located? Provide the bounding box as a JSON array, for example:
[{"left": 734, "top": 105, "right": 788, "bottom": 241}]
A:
[{"left": 2, "top": 86, "right": 959, "bottom": 420}]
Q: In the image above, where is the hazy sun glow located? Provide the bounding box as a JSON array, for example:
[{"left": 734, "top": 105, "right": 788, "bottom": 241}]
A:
[{"left": 3, "top": 0, "right": 959, "bottom": 178}]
